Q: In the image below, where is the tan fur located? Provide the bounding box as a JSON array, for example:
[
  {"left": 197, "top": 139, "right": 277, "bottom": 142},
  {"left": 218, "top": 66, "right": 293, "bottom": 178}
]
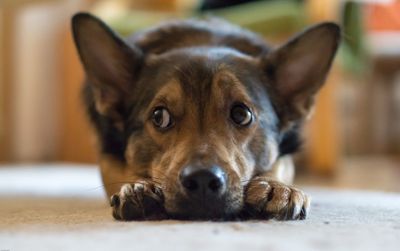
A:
[
  {"left": 100, "top": 155, "right": 131, "bottom": 198},
  {"left": 265, "top": 156, "right": 295, "bottom": 185},
  {"left": 245, "top": 158, "right": 310, "bottom": 220}
]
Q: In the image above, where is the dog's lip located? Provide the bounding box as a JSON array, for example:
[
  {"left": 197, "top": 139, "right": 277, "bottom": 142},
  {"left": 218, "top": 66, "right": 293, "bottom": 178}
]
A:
[
  {"left": 165, "top": 197, "right": 241, "bottom": 221},
  {"left": 167, "top": 211, "right": 238, "bottom": 221}
]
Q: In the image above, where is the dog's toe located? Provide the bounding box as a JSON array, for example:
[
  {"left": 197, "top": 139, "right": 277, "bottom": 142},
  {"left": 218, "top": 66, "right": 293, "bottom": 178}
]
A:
[
  {"left": 274, "top": 187, "right": 310, "bottom": 220},
  {"left": 245, "top": 178, "right": 310, "bottom": 220},
  {"left": 111, "top": 181, "right": 166, "bottom": 221}
]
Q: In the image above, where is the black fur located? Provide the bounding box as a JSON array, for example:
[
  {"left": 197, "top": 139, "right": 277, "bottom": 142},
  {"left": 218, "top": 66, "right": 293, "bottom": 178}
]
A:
[
  {"left": 82, "top": 83, "right": 127, "bottom": 161},
  {"left": 279, "top": 124, "right": 303, "bottom": 156}
]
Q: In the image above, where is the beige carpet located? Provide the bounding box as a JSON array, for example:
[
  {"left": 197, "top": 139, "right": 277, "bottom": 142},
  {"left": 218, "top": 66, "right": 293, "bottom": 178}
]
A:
[{"left": 1, "top": 165, "right": 399, "bottom": 251}]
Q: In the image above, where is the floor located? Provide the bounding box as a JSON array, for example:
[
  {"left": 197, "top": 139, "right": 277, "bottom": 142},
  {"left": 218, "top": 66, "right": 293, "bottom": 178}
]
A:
[
  {"left": 0, "top": 158, "right": 399, "bottom": 251},
  {"left": 297, "top": 156, "right": 400, "bottom": 192}
]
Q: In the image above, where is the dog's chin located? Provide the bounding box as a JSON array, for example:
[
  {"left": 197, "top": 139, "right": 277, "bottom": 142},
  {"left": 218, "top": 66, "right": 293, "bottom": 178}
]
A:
[{"left": 165, "top": 197, "right": 242, "bottom": 221}]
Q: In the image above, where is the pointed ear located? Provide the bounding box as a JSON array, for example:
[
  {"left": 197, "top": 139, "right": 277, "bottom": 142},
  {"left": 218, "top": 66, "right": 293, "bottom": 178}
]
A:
[
  {"left": 262, "top": 22, "right": 341, "bottom": 127},
  {"left": 71, "top": 12, "right": 142, "bottom": 116}
]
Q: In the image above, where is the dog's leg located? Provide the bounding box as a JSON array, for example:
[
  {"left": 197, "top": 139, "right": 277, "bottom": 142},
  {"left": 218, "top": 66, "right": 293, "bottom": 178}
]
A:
[
  {"left": 245, "top": 156, "right": 311, "bottom": 220},
  {"left": 100, "top": 157, "right": 166, "bottom": 221}
]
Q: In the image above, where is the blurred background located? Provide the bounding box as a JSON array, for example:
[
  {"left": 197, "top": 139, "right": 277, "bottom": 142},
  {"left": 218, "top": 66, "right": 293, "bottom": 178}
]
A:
[{"left": 0, "top": 0, "right": 399, "bottom": 191}]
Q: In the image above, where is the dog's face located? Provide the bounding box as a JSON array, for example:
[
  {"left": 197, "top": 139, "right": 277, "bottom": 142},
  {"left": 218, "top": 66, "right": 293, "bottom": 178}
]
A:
[
  {"left": 126, "top": 48, "right": 280, "bottom": 218},
  {"left": 72, "top": 15, "right": 340, "bottom": 219}
]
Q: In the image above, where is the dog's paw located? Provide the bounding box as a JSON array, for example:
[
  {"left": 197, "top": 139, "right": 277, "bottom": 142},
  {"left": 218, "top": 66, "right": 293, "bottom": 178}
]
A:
[
  {"left": 244, "top": 177, "right": 310, "bottom": 220},
  {"left": 110, "top": 181, "right": 166, "bottom": 221}
]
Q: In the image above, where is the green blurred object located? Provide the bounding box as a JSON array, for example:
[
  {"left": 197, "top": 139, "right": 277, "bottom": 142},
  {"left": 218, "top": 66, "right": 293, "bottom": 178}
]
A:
[
  {"left": 105, "top": 11, "right": 189, "bottom": 37},
  {"left": 104, "top": 0, "right": 306, "bottom": 38},
  {"left": 340, "top": 2, "right": 368, "bottom": 74},
  {"left": 197, "top": 0, "right": 306, "bottom": 36}
]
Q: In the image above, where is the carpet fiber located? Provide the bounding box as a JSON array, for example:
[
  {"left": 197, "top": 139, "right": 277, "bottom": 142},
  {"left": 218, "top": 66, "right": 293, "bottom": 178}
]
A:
[{"left": 0, "top": 165, "right": 399, "bottom": 251}]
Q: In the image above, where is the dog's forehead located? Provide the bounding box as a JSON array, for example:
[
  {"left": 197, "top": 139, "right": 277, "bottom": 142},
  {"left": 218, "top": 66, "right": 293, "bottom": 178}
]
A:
[
  {"left": 149, "top": 50, "right": 256, "bottom": 102},
  {"left": 146, "top": 46, "right": 259, "bottom": 94}
]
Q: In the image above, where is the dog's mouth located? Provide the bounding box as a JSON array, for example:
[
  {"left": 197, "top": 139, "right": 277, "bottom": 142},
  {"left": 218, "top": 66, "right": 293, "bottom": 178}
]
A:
[
  {"left": 166, "top": 197, "right": 240, "bottom": 221},
  {"left": 163, "top": 188, "right": 244, "bottom": 221},
  {"left": 161, "top": 164, "right": 244, "bottom": 220}
]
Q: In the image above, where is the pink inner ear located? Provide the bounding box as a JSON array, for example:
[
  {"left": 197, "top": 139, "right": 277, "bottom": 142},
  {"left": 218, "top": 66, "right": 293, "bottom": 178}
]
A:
[
  {"left": 272, "top": 23, "right": 340, "bottom": 101},
  {"left": 280, "top": 53, "right": 319, "bottom": 96},
  {"left": 277, "top": 37, "right": 336, "bottom": 100}
]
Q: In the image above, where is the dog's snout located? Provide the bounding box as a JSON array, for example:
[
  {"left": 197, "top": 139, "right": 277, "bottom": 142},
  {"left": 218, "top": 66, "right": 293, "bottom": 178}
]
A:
[{"left": 180, "top": 165, "right": 227, "bottom": 197}]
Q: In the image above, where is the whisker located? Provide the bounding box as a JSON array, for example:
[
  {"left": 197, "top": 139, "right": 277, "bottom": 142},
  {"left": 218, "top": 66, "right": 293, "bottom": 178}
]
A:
[
  {"left": 82, "top": 181, "right": 138, "bottom": 192},
  {"left": 240, "top": 179, "right": 252, "bottom": 185}
]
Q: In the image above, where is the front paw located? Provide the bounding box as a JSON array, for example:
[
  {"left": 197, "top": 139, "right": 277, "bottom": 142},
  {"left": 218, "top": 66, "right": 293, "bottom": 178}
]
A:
[
  {"left": 110, "top": 181, "right": 166, "bottom": 221},
  {"left": 245, "top": 177, "right": 310, "bottom": 220}
]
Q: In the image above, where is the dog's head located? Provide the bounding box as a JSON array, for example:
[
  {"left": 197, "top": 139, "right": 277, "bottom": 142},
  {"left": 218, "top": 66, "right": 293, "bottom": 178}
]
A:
[{"left": 72, "top": 14, "right": 340, "bottom": 219}]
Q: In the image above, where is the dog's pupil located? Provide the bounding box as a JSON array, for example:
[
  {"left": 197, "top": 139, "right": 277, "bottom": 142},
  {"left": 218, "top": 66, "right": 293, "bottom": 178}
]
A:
[
  {"left": 231, "top": 105, "right": 252, "bottom": 126},
  {"left": 154, "top": 110, "right": 162, "bottom": 125},
  {"left": 152, "top": 108, "right": 170, "bottom": 128}
]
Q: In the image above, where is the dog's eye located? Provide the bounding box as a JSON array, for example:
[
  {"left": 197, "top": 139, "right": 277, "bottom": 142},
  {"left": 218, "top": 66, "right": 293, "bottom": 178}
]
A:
[
  {"left": 152, "top": 107, "right": 173, "bottom": 129},
  {"left": 230, "top": 103, "right": 253, "bottom": 126}
]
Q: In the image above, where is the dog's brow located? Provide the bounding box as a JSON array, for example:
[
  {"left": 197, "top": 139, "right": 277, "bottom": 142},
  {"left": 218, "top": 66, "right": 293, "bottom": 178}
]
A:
[
  {"left": 214, "top": 71, "right": 252, "bottom": 104},
  {"left": 152, "top": 95, "right": 170, "bottom": 105},
  {"left": 147, "top": 80, "right": 184, "bottom": 115}
]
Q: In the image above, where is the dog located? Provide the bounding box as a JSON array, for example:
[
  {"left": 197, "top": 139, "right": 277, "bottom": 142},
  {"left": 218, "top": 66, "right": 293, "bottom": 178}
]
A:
[{"left": 72, "top": 12, "right": 340, "bottom": 221}]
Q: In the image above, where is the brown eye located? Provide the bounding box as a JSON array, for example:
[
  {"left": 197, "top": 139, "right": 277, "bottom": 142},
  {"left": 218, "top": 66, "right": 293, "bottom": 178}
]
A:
[
  {"left": 230, "top": 103, "right": 253, "bottom": 126},
  {"left": 152, "top": 107, "right": 173, "bottom": 129}
]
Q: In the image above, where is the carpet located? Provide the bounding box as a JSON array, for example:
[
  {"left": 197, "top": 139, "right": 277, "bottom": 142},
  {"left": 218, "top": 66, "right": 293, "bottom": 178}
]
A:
[{"left": 0, "top": 165, "right": 399, "bottom": 251}]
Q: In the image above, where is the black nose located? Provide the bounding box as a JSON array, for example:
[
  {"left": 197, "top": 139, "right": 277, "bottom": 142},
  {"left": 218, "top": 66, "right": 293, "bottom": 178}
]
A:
[{"left": 180, "top": 165, "right": 227, "bottom": 198}]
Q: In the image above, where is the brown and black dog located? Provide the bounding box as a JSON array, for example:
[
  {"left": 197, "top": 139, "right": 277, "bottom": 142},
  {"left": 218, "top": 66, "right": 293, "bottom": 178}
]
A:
[{"left": 72, "top": 13, "right": 340, "bottom": 221}]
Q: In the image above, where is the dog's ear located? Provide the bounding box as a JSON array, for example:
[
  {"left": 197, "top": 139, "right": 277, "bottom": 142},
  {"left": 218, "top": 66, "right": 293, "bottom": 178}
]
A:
[
  {"left": 72, "top": 12, "right": 142, "bottom": 116},
  {"left": 262, "top": 22, "right": 340, "bottom": 127}
]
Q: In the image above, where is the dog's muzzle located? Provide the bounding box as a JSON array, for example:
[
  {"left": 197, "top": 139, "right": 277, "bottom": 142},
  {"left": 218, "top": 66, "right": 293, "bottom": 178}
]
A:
[
  {"left": 180, "top": 165, "right": 227, "bottom": 198},
  {"left": 174, "top": 164, "right": 231, "bottom": 219}
]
